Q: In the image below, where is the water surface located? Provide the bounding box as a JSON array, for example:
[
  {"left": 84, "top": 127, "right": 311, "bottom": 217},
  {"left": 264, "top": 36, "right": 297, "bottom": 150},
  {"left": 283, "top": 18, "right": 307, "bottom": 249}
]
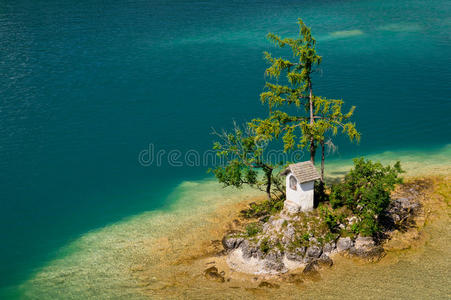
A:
[{"left": 0, "top": 0, "right": 450, "bottom": 297}]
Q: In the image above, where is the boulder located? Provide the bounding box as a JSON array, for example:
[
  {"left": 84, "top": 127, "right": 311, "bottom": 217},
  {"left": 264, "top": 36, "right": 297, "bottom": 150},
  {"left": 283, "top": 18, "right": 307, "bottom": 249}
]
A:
[
  {"left": 285, "top": 247, "right": 306, "bottom": 262},
  {"left": 322, "top": 242, "right": 336, "bottom": 254},
  {"left": 336, "top": 237, "right": 353, "bottom": 252},
  {"left": 317, "top": 253, "right": 333, "bottom": 267},
  {"left": 348, "top": 245, "right": 385, "bottom": 261},
  {"left": 240, "top": 240, "right": 260, "bottom": 259},
  {"left": 387, "top": 197, "right": 420, "bottom": 227},
  {"left": 222, "top": 236, "right": 244, "bottom": 251},
  {"left": 354, "top": 236, "right": 375, "bottom": 250},
  {"left": 302, "top": 260, "right": 320, "bottom": 276},
  {"left": 306, "top": 245, "right": 322, "bottom": 258},
  {"left": 264, "top": 253, "right": 285, "bottom": 272}
]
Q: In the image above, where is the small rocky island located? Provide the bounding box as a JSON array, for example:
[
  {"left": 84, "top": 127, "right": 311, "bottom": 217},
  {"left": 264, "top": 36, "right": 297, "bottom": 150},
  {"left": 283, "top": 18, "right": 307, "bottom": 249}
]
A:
[
  {"left": 207, "top": 159, "right": 427, "bottom": 282},
  {"left": 222, "top": 190, "right": 419, "bottom": 276}
]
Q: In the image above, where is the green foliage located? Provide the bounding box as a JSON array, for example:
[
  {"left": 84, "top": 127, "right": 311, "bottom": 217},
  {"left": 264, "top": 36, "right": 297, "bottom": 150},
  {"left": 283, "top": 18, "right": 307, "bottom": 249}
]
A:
[
  {"left": 209, "top": 122, "right": 286, "bottom": 200},
  {"left": 330, "top": 158, "right": 404, "bottom": 236},
  {"left": 260, "top": 237, "right": 270, "bottom": 254},
  {"left": 319, "top": 205, "right": 339, "bottom": 233},
  {"left": 241, "top": 198, "right": 285, "bottom": 219},
  {"left": 250, "top": 18, "right": 359, "bottom": 178},
  {"left": 245, "top": 222, "right": 262, "bottom": 237}
]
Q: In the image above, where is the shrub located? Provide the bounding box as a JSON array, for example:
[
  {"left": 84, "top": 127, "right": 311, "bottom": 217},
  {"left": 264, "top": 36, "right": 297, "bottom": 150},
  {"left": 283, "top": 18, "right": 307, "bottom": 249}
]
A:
[
  {"left": 260, "top": 237, "right": 270, "bottom": 253},
  {"left": 330, "top": 158, "right": 403, "bottom": 236},
  {"left": 241, "top": 198, "right": 284, "bottom": 219},
  {"left": 320, "top": 206, "right": 339, "bottom": 232},
  {"left": 245, "top": 222, "right": 262, "bottom": 237}
]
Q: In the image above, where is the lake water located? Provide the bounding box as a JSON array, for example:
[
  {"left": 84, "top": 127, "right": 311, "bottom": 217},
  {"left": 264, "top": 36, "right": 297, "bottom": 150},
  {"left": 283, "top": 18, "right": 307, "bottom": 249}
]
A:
[{"left": 0, "top": 0, "right": 450, "bottom": 298}]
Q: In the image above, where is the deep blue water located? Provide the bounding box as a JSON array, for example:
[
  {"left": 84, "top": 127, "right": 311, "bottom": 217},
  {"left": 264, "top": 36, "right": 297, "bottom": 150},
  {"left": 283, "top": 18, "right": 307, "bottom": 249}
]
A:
[{"left": 1, "top": 0, "right": 450, "bottom": 296}]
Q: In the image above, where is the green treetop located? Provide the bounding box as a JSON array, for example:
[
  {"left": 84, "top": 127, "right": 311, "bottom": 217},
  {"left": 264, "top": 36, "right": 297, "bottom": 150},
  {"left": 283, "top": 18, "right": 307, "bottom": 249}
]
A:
[{"left": 252, "top": 18, "right": 360, "bottom": 181}]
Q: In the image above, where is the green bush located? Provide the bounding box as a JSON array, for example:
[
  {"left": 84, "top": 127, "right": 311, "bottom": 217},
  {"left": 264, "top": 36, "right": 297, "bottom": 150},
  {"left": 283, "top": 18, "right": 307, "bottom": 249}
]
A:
[
  {"left": 260, "top": 237, "right": 270, "bottom": 253},
  {"left": 320, "top": 206, "right": 339, "bottom": 232},
  {"left": 241, "top": 198, "right": 284, "bottom": 219},
  {"left": 330, "top": 158, "right": 403, "bottom": 236},
  {"left": 245, "top": 222, "right": 262, "bottom": 237}
]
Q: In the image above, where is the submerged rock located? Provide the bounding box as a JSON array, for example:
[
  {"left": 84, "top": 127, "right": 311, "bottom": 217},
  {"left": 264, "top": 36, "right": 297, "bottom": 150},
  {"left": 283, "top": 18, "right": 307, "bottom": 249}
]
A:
[
  {"left": 302, "top": 260, "right": 320, "bottom": 276},
  {"left": 258, "top": 281, "right": 280, "bottom": 289},
  {"left": 348, "top": 245, "right": 385, "bottom": 261},
  {"left": 317, "top": 253, "right": 333, "bottom": 267},
  {"left": 204, "top": 266, "right": 225, "bottom": 283}
]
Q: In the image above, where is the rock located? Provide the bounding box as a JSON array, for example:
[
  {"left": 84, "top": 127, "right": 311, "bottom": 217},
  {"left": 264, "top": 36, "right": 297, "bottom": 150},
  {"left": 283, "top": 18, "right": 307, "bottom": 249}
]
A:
[
  {"left": 302, "top": 260, "right": 320, "bottom": 276},
  {"left": 317, "top": 253, "right": 333, "bottom": 267},
  {"left": 322, "top": 242, "right": 336, "bottom": 254},
  {"left": 264, "top": 250, "right": 285, "bottom": 271},
  {"left": 284, "top": 224, "right": 296, "bottom": 241},
  {"left": 272, "top": 218, "right": 286, "bottom": 231},
  {"left": 284, "top": 201, "right": 300, "bottom": 214},
  {"left": 296, "top": 247, "right": 306, "bottom": 256},
  {"left": 354, "top": 236, "right": 375, "bottom": 250},
  {"left": 306, "top": 245, "right": 322, "bottom": 258},
  {"left": 262, "top": 222, "right": 271, "bottom": 233},
  {"left": 222, "top": 235, "right": 244, "bottom": 251},
  {"left": 240, "top": 240, "right": 259, "bottom": 259},
  {"left": 204, "top": 266, "right": 225, "bottom": 283},
  {"left": 285, "top": 273, "right": 304, "bottom": 284},
  {"left": 387, "top": 197, "right": 421, "bottom": 227},
  {"left": 348, "top": 245, "right": 385, "bottom": 261},
  {"left": 286, "top": 247, "right": 306, "bottom": 262},
  {"left": 258, "top": 281, "right": 280, "bottom": 288},
  {"left": 337, "top": 237, "right": 353, "bottom": 252}
]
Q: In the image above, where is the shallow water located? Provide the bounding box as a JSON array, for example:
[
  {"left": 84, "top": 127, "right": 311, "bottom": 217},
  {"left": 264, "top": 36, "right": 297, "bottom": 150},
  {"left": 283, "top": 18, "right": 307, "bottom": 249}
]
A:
[{"left": 17, "top": 151, "right": 451, "bottom": 299}]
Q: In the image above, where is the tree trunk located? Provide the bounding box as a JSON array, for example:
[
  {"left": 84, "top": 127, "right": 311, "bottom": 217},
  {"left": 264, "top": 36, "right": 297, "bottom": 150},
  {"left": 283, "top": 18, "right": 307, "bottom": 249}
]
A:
[
  {"left": 320, "top": 140, "right": 325, "bottom": 182},
  {"left": 309, "top": 81, "right": 316, "bottom": 164},
  {"left": 310, "top": 140, "right": 316, "bottom": 164},
  {"left": 265, "top": 168, "right": 272, "bottom": 200}
]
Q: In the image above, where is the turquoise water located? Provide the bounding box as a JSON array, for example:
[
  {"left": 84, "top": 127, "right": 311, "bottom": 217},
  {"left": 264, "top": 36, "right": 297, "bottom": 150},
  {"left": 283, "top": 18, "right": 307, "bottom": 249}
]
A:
[{"left": 0, "top": 0, "right": 450, "bottom": 297}]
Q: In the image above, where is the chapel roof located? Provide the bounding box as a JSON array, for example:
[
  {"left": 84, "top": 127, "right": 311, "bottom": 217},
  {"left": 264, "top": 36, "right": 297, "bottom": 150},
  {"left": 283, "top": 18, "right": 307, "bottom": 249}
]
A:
[{"left": 281, "top": 161, "right": 320, "bottom": 184}]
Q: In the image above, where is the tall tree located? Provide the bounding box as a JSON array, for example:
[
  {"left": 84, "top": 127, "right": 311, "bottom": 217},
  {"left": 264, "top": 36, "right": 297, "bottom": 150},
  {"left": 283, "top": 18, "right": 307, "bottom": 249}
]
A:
[
  {"left": 251, "top": 19, "right": 359, "bottom": 181},
  {"left": 254, "top": 18, "right": 322, "bottom": 163}
]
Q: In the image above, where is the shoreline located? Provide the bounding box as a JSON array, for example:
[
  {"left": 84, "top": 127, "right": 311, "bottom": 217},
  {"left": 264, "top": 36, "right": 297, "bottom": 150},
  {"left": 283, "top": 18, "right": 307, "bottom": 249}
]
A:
[
  {"left": 200, "top": 175, "right": 447, "bottom": 284},
  {"left": 18, "top": 158, "right": 450, "bottom": 299}
]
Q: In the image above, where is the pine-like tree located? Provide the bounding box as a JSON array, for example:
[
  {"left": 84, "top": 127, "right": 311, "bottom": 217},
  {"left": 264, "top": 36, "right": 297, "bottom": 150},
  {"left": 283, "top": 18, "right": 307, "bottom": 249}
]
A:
[{"left": 251, "top": 19, "right": 360, "bottom": 181}]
